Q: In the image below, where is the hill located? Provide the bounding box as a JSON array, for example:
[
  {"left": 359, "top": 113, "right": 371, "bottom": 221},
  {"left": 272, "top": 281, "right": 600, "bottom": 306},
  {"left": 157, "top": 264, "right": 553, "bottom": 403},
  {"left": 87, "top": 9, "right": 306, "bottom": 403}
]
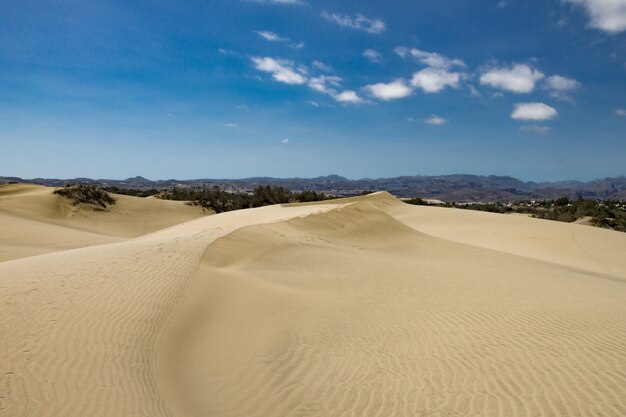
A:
[{"left": 3, "top": 174, "right": 625, "bottom": 201}]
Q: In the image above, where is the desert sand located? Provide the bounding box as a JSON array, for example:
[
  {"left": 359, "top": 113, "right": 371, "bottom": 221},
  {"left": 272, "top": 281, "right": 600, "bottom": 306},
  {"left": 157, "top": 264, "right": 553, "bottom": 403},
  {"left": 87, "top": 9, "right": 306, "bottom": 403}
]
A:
[{"left": 1, "top": 185, "right": 625, "bottom": 417}]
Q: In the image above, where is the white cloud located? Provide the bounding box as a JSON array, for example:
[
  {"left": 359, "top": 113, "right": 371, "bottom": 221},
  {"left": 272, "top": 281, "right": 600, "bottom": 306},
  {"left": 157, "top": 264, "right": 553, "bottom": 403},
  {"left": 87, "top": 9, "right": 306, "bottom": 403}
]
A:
[
  {"left": 363, "top": 49, "right": 382, "bottom": 63},
  {"left": 218, "top": 48, "right": 239, "bottom": 55},
  {"left": 394, "top": 46, "right": 410, "bottom": 59},
  {"left": 563, "top": 0, "right": 626, "bottom": 33},
  {"left": 364, "top": 79, "right": 412, "bottom": 100},
  {"left": 252, "top": 57, "right": 363, "bottom": 104},
  {"left": 255, "top": 30, "right": 282, "bottom": 41},
  {"left": 411, "top": 68, "right": 462, "bottom": 93},
  {"left": 307, "top": 100, "right": 320, "bottom": 107},
  {"left": 392, "top": 47, "right": 466, "bottom": 94},
  {"left": 480, "top": 64, "right": 544, "bottom": 93},
  {"left": 545, "top": 74, "right": 580, "bottom": 91},
  {"left": 400, "top": 47, "right": 465, "bottom": 69},
  {"left": 308, "top": 75, "right": 342, "bottom": 94},
  {"left": 334, "top": 90, "right": 364, "bottom": 104},
  {"left": 312, "top": 61, "right": 332, "bottom": 72},
  {"left": 255, "top": 31, "right": 304, "bottom": 49},
  {"left": 251, "top": 57, "right": 307, "bottom": 85},
  {"left": 281, "top": 138, "right": 290, "bottom": 144},
  {"left": 511, "top": 102, "right": 558, "bottom": 120},
  {"left": 520, "top": 125, "right": 551, "bottom": 134},
  {"left": 545, "top": 74, "right": 580, "bottom": 100},
  {"left": 320, "top": 11, "right": 386, "bottom": 34},
  {"left": 223, "top": 123, "right": 238, "bottom": 127},
  {"left": 424, "top": 115, "right": 447, "bottom": 125},
  {"left": 468, "top": 84, "right": 481, "bottom": 97},
  {"left": 615, "top": 108, "right": 626, "bottom": 116}
]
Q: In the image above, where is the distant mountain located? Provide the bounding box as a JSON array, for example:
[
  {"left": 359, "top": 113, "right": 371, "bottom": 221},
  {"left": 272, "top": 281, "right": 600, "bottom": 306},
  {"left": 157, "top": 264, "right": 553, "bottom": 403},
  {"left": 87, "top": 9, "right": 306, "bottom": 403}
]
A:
[{"left": 2, "top": 174, "right": 625, "bottom": 202}]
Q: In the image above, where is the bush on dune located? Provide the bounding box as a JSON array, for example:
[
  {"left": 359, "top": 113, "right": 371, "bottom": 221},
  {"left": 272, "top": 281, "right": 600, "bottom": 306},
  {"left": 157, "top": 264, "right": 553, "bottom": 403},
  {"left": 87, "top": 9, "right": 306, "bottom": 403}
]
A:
[
  {"left": 159, "top": 185, "right": 337, "bottom": 213},
  {"left": 53, "top": 184, "right": 116, "bottom": 209}
]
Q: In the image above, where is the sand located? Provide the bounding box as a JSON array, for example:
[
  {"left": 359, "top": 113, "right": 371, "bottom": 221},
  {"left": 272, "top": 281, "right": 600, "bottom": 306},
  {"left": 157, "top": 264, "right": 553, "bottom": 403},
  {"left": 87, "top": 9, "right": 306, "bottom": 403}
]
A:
[
  {"left": 1, "top": 187, "right": 625, "bottom": 416},
  {"left": 0, "top": 184, "right": 205, "bottom": 262}
]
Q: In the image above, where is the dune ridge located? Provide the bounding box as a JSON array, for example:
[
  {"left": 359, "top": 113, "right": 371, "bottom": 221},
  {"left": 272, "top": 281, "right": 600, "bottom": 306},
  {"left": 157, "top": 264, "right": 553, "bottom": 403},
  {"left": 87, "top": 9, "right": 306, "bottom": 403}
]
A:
[{"left": 1, "top": 191, "right": 625, "bottom": 416}]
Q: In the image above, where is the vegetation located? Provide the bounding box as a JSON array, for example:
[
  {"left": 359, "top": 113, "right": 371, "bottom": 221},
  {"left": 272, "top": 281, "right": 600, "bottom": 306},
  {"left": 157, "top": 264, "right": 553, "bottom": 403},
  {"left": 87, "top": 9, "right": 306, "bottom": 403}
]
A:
[
  {"left": 530, "top": 197, "right": 626, "bottom": 231},
  {"left": 405, "top": 196, "right": 626, "bottom": 232},
  {"left": 159, "top": 185, "right": 336, "bottom": 213},
  {"left": 54, "top": 184, "right": 116, "bottom": 209},
  {"left": 404, "top": 197, "right": 429, "bottom": 206},
  {"left": 103, "top": 187, "right": 160, "bottom": 198},
  {"left": 64, "top": 183, "right": 335, "bottom": 214}
]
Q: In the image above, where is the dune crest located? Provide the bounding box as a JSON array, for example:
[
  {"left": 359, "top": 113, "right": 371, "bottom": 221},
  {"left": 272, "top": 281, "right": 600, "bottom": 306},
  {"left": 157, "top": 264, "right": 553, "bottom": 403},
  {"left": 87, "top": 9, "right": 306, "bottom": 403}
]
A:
[{"left": 1, "top": 192, "right": 625, "bottom": 417}]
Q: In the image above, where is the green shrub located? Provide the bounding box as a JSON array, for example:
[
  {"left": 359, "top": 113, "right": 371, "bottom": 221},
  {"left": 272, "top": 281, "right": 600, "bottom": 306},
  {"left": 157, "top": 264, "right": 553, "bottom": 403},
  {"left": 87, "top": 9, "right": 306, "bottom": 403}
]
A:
[{"left": 54, "top": 184, "right": 116, "bottom": 209}]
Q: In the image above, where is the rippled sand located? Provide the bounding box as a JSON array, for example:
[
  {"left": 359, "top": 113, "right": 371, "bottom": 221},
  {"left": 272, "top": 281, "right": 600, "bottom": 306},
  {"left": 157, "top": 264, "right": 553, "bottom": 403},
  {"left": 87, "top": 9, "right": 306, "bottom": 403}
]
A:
[{"left": 1, "top": 185, "right": 625, "bottom": 416}]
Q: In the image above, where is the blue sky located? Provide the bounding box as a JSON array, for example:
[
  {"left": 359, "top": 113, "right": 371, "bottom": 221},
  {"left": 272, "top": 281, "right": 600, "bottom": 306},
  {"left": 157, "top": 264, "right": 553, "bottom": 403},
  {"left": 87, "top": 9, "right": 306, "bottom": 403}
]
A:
[{"left": 1, "top": 0, "right": 625, "bottom": 181}]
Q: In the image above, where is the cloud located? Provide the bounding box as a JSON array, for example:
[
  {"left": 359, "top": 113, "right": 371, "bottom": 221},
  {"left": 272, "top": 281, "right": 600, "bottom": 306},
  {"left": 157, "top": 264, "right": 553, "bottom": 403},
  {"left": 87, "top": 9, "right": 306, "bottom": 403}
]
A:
[
  {"left": 615, "top": 108, "right": 626, "bottom": 116},
  {"left": 255, "top": 31, "right": 304, "bottom": 49},
  {"left": 307, "top": 75, "right": 365, "bottom": 103},
  {"left": 223, "top": 123, "right": 238, "bottom": 127},
  {"left": 396, "top": 47, "right": 465, "bottom": 69},
  {"left": 520, "top": 125, "right": 551, "bottom": 134},
  {"left": 411, "top": 68, "right": 462, "bottom": 93},
  {"left": 563, "top": 0, "right": 626, "bottom": 33},
  {"left": 363, "top": 49, "right": 382, "bottom": 63},
  {"left": 468, "top": 84, "right": 481, "bottom": 97},
  {"left": 251, "top": 57, "right": 307, "bottom": 85},
  {"left": 255, "top": 31, "right": 282, "bottom": 41},
  {"left": 424, "top": 115, "right": 447, "bottom": 125},
  {"left": 364, "top": 79, "right": 412, "bottom": 100},
  {"left": 392, "top": 47, "right": 466, "bottom": 94},
  {"left": 218, "top": 48, "right": 239, "bottom": 56},
  {"left": 308, "top": 75, "right": 342, "bottom": 94},
  {"left": 544, "top": 74, "right": 580, "bottom": 100},
  {"left": 281, "top": 138, "right": 290, "bottom": 144},
  {"left": 480, "top": 64, "right": 544, "bottom": 93},
  {"left": 511, "top": 102, "right": 558, "bottom": 120},
  {"left": 334, "top": 90, "right": 364, "bottom": 104},
  {"left": 545, "top": 74, "right": 580, "bottom": 91},
  {"left": 311, "top": 61, "right": 332, "bottom": 72},
  {"left": 252, "top": 56, "right": 363, "bottom": 104},
  {"left": 320, "top": 11, "right": 386, "bottom": 34},
  {"left": 394, "top": 46, "right": 410, "bottom": 59}
]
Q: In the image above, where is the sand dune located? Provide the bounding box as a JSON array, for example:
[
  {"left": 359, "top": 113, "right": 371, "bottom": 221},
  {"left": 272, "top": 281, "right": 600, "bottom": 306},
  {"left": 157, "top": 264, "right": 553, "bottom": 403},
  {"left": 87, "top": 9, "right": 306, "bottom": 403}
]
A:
[
  {"left": 1, "top": 191, "right": 625, "bottom": 416},
  {"left": 0, "top": 184, "right": 204, "bottom": 261}
]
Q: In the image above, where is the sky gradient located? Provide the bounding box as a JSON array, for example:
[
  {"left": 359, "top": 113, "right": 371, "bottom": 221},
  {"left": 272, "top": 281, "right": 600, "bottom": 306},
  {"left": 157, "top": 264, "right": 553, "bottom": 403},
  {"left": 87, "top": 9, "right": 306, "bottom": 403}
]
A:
[{"left": 1, "top": 0, "right": 625, "bottom": 181}]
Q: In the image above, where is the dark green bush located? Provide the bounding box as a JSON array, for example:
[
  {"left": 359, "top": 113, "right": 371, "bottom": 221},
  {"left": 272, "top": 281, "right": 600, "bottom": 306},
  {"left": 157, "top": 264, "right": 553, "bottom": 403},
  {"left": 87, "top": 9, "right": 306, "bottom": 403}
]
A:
[
  {"left": 54, "top": 184, "right": 116, "bottom": 209},
  {"left": 160, "top": 185, "right": 336, "bottom": 213}
]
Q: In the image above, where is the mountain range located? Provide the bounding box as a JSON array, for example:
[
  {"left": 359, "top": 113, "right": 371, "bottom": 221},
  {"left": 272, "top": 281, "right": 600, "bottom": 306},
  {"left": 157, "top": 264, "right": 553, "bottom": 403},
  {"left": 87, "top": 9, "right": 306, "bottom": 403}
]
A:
[{"left": 2, "top": 174, "right": 626, "bottom": 202}]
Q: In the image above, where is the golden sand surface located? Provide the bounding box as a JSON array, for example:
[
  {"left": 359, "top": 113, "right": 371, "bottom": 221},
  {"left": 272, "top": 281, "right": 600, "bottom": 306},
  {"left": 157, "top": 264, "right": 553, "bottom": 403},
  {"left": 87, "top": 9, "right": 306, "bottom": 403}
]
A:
[{"left": 1, "top": 186, "right": 625, "bottom": 416}]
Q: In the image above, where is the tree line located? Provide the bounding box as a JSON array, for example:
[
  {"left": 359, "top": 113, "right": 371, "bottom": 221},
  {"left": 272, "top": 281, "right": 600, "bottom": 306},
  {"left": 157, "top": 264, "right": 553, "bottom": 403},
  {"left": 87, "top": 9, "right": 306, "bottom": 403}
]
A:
[{"left": 162, "top": 185, "right": 336, "bottom": 213}]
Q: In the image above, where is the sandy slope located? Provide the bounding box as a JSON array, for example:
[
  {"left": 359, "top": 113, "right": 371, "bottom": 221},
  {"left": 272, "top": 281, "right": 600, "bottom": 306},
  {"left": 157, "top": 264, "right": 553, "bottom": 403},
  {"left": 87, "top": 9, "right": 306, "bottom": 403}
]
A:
[
  {"left": 0, "top": 184, "right": 204, "bottom": 261},
  {"left": 1, "top": 192, "right": 625, "bottom": 417}
]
